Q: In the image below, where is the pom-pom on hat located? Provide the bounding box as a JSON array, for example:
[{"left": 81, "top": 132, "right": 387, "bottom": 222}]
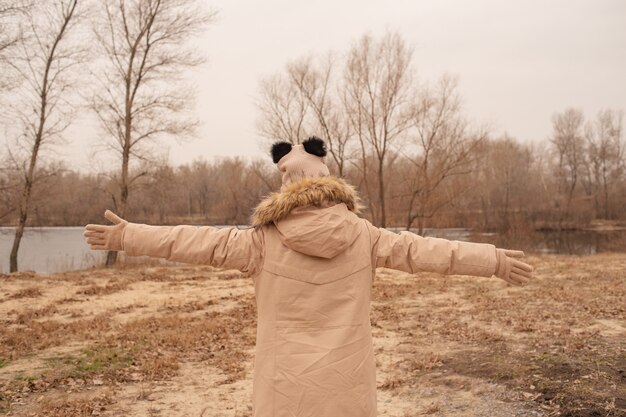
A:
[{"left": 271, "top": 136, "right": 330, "bottom": 187}]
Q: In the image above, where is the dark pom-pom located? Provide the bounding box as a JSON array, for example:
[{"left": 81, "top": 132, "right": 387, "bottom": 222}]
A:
[
  {"left": 271, "top": 141, "right": 293, "bottom": 163},
  {"left": 302, "top": 136, "right": 327, "bottom": 157}
]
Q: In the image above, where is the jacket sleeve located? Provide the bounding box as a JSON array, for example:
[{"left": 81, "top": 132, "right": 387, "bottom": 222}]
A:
[
  {"left": 366, "top": 222, "right": 497, "bottom": 277},
  {"left": 121, "top": 223, "right": 265, "bottom": 276}
]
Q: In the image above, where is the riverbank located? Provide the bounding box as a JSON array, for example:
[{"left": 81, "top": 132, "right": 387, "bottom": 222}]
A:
[
  {"left": 532, "top": 219, "right": 626, "bottom": 232},
  {"left": 3, "top": 227, "right": 626, "bottom": 274},
  {"left": 0, "top": 254, "right": 624, "bottom": 416}
]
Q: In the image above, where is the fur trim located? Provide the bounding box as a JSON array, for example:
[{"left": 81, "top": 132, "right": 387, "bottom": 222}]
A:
[{"left": 251, "top": 176, "right": 362, "bottom": 226}]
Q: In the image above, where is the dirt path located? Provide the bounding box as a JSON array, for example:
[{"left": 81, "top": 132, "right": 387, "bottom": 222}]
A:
[{"left": 1, "top": 254, "right": 624, "bottom": 416}]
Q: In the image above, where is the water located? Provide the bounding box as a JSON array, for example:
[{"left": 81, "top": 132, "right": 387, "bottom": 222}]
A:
[
  {"left": 466, "top": 229, "right": 626, "bottom": 256},
  {"left": 0, "top": 227, "right": 106, "bottom": 274},
  {"left": 1, "top": 226, "right": 626, "bottom": 274}
]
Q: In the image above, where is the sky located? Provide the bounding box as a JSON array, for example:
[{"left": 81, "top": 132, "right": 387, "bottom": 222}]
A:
[{"left": 67, "top": 0, "right": 626, "bottom": 170}]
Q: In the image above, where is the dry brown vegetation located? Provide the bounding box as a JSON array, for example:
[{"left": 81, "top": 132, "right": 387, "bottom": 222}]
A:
[
  {"left": 0, "top": 254, "right": 624, "bottom": 416},
  {"left": 7, "top": 287, "right": 42, "bottom": 300}
]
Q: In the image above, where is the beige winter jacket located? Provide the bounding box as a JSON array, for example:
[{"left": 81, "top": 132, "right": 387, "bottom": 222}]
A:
[{"left": 121, "top": 176, "right": 498, "bottom": 417}]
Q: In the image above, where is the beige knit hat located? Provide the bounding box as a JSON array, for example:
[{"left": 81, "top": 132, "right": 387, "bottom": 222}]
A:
[{"left": 272, "top": 137, "right": 330, "bottom": 188}]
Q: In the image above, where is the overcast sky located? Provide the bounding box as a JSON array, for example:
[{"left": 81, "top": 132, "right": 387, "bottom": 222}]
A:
[{"left": 69, "top": 0, "right": 626, "bottom": 170}]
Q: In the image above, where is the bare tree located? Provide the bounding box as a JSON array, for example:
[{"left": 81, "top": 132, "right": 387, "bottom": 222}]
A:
[
  {"left": 0, "top": 1, "right": 30, "bottom": 55},
  {"left": 146, "top": 158, "right": 176, "bottom": 223},
  {"left": 257, "top": 72, "right": 310, "bottom": 144},
  {"left": 4, "top": 0, "right": 82, "bottom": 272},
  {"left": 0, "top": 165, "right": 20, "bottom": 221},
  {"left": 344, "top": 32, "right": 414, "bottom": 227},
  {"left": 550, "top": 108, "right": 585, "bottom": 226},
  {"left": 475, "top": 136, "right": 535, "bottom": 231},
  {"left": 257, "top": 54, "right": 355, "bottom": 176},
  {"left": 0, "top": 1, "right": 34, "bottom": 96},
  {"left": 256, "top": 32, "right": 417, "bottom": 225},
  {"left": 585, "top": 109, "right": 624, "bottom": 218},
  {"left": 402, "top": 76, "right": 485, "bottom": 233},
  {"left": 188, "top": 159, "right": 215, "bottom": 219},
  {"left": 249, "top": 157, "right": 280, "bottom": 194},
  {"left": 89, "top": 0, "right": 216, "bottom": 265},
  {"left": 1, "top": 2, "right": 31, "bottom": 225},
  {"left": 287, "top": 56, "right": 354, "bottom": 176}
]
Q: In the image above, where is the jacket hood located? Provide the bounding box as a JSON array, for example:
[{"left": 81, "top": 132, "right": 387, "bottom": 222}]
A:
[
  {"left": 251, "top": 176, "right": 363, "bottom": 259},
  {"left": 251, "top": 176, "right": 362, "bottom": 226}
]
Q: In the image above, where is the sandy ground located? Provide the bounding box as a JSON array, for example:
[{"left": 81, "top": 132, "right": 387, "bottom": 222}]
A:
[{"left": 0, "top": 254, "right": 624, "bottom": 417}]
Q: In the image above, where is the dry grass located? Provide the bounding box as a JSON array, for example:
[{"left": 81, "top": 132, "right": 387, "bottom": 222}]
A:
[
  {"left": 417, "top": 402, "right": 441, "bottom": 415},
  {"left": 8, "top": 287, "right": 43, "bottom": 299},
  {"left": 76, "top": 281, "right": 128, "bottom": 296},
  {"left": 34, "top": 391, "right": 113, "bottom": 417},
  {"left": 0, "top": 254, "right": 624, "bottom": 416},
  {"left": 156, "top": 299, "right": 216, "bottom": 313},
  {"left": 1, "top": 314, "right": 112, "bottom": 360},
  {"left": 12, "top": 303, "right": 59, "bottom": 324},
  {"left": 372, "top": 254, "right": 626, "bottom": 417}
]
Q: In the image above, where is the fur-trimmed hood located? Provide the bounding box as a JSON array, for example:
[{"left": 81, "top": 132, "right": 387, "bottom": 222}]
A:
[
  {"left": 251, "top": 176, "right": 363, "bottom": 259},
  {"left": 251, "top": 176, "right": 362, "bottom": 227}
]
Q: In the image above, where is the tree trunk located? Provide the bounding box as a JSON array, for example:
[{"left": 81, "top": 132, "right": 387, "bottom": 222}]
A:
[
  {"left": 105, "top": 249, "right": 118, "bottom": 265},
  {"left": 10, "top": 155, "right": 38, "bottom": 272},
  {"left": 602, "top": 165, "right": 609, "bottom": 219},
  {"left": 377, "top": 158, "right": 386, "bottom": 227},
  {"left": 604, "top": 185, "right": 610, "bottom": 219},
  {"left": 358, "top": 138, "right": 376, "bottom": 225},
  {"left": 405, "top": 216, "right": 414, "bottom": 232},
  {"left": 480, "top": 196, "right": 490, "bottom": 230},
  {"left": 502, "top": 180, "right": 510, "bottom": 232},
  {"left": 417, "top": 216, "right": 425, "bottom": 236},
  {"left": 10, "top": 57, "right": 48, "bottom": 271},
  {"left": 105, "top": 159, "right": 128, "bottom": 266},
  {"left": 9, "top": 209, "right": 28, "bottom": 272},
  {"left": 106, "top": 69, "right": 133, "bottom": 267},
  {"left": 8, "top": 0, "right": 78, "bottom": 271},
  {"left": 405, "top": 190, "right": 418, "bottom": 231}
]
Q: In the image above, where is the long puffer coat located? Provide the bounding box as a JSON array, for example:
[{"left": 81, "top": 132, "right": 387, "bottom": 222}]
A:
[{"left": 121, "top": 176, "right": 498, "bottom": 417}]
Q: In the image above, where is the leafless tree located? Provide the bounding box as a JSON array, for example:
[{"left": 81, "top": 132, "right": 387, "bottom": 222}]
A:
[
  {"left": 257, "top": 72, "right": 310, "bottom": 145},
  {"left": 550, "top": 108, "right": 586, "bottom": 226},
  {"left": 186, "top": 159, "right": 216, "bottom": 219},
  {"left": 249, "top": 158, "right": 280, "bottom": 194},
  {"left": 344, "top": 32, "right": 414, "bottom": 227},
  {"left": 146, "top": 158, "right": 176, "bottom": 223},
  {"left": 0, "top": 1, "right": 30, "bottom": 56},
  {"left": 257, "top": 54, "right": 355, "bottom": 176},
  {"left": 402, "top": 76, "right": 485, "bottom": 233},
  {"left": 89, "top": 0, "right": 217, "bottom": 265},
  {"left": 475, "top": 136, "right": 535, "bottom": 231},
  {"left": 585, "top": 109, "right": 624, "bottom": 218},
  {"left": 288, "top": 56, "right": 354, "bottom": 176},
  {"left": 0, "top": 1, "right": 34, "bottom": 98},
  {"left": 0, "top": 165, "right": 19, "bottom": 221},
  {"left": 4, "top": 0, "right": 82, "bottom": 272}
]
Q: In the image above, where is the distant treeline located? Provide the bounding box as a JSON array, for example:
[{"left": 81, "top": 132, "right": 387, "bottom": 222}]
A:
[{"left": 1, "top": 123, "right": 624, "bottom": 231}]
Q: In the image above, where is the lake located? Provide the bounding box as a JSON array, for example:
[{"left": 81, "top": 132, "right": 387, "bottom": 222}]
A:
[
  {"left": 1, "top": 226, "right": 626, "bottom": 274},
  {"left": 0, "top": 227, "right": 106, "bottom": 274}
]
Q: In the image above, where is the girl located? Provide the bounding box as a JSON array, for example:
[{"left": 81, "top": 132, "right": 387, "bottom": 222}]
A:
[{"left": 84, "top": 137, "right": 532, "bottom": 417}]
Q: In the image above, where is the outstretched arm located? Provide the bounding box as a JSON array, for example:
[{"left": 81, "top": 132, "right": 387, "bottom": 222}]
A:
[
  {"left": 84, "top": 210, "right": 264, "bottom": 276},
  {"left": 367, "top": 223, "right": 532, "bottom": 285}
]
